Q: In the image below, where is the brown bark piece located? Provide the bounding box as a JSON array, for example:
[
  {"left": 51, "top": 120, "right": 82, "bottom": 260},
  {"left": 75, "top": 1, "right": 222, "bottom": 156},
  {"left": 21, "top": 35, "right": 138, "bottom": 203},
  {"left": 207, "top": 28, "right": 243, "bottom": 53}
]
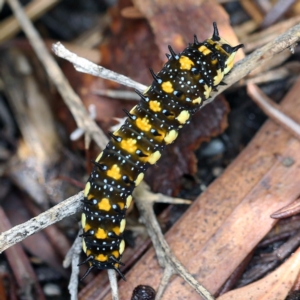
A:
[{"left": 103, "top": 79, "right": 300, "bottom": 298}]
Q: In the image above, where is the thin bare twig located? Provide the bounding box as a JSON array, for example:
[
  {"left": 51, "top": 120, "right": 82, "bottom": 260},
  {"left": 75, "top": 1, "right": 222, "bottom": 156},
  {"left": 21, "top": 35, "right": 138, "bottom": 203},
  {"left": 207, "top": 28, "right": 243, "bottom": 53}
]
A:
[
  {"left": 52, "top": 42, "right": 146, "bottom": 92},
  {"left": 108, "top": 270, "right": 119, "bottom": 300},
  {"left": 247, "top": 83, "right": 300, "bottom": 140},
  {"left": 136, "top": 182, "right": 192, "bottom": 205},
  {"left": 242, "top": 16, "right": 300, "bottom": 53},
  {"left": 0, "top": 191, "right": 83, "bottom": 253},
  {"left": 133, "top": 184, "right": 215, "bottom": 300},
  {"left": 155, "top": 265, "right": 174, "bottom": 300},
  {"left": 92, "top": 89, "right": 140, "bottom": 101},
  {"left": 65, "top": 231, "right": 82, "bottom": 300},
  {"left": 260, "top": 0, "right": 296, "bottom": 29}
]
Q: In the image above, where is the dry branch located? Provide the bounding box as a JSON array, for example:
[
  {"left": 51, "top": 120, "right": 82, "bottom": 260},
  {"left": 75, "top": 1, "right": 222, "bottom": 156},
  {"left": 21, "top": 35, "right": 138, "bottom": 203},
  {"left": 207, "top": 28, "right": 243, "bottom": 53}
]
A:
[{"left": 0, "top": 192, "right": 83, "bottom": 253}]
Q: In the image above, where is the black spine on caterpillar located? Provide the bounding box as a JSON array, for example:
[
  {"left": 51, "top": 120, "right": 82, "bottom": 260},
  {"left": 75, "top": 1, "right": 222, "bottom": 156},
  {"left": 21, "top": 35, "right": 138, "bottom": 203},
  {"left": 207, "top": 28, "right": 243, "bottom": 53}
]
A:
[{"left": 80, "top": 22, "right": 243, "bottom": 280}]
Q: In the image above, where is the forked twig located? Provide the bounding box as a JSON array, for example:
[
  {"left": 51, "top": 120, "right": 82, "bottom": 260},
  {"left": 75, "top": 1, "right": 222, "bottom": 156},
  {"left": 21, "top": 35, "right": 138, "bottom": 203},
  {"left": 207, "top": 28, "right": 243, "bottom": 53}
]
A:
[{"left": 133, "top": 183, "right": 215, "bottom": 300}]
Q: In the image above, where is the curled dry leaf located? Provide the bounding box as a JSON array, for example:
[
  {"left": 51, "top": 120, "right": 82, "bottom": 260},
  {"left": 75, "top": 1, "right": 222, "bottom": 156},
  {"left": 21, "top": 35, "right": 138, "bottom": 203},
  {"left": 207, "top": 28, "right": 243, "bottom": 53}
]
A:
[{"left": 271, "top": 197, "right": 300, "bottom": 219}]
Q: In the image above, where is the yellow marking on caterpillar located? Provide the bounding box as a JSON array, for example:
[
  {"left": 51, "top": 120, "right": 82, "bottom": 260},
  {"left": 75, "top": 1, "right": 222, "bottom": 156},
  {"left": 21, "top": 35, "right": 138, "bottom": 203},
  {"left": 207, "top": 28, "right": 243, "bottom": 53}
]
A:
[
  {"left": 148, "top": 150, "right": 161, "bottom": 164},
  {"left": 96, "top": 254, "right": 108, "bottom": 262},
  {"left": 211, "top": 59, "right": 218, "bottom": 65},
  {"left": 176, "top": 110, "right": 190, "bottom": 124},
  {"left": 86, "top": 249, "right": 92, "bottom": 256},
  {"left": 113, "top": 226, "right": 120, "bottom": 235},
  {"left": 214, "top": 44, "right": 221, "bottom": 51},
  {"left": 149, "top": 100, "right": 161, "bottom": 112},
  {"left": 107, "top": 164, "right": 122, "bottom": 180},
  {"left": 82, "top": 239, "right": 87, "bottom": 253},
  {"left": 120, "top": 219, "right": 126, "bottom": 233},
  {"left": 224, "top": 52, "right": 236, "bottom": 74},
  {"left": 192, "top": 97, "right": 202, "bottom": 104},
  {"left": 95, "top": 228, "right": 107, "bottom": 239},
  {"left": 84, "top": 182, "right": 91, "bottom": 197},
  {"left": 95, "top": 151, "right": 103, "bottom": 162},
  {"left": 120, "top": 138, "right": 137, "bottom": 153},
  {"left": 112, "top": 250, "right": 120, "bottom": 258},
  {"left": 199, "top": 45, "right": 212, "bottom": 55},
  {"left": 136, "top": 117, "right": 151, "bottom": 132},
  {"left": 207, "top": 39, "right": 215, "bottom": 46},
  {"left": 84, "top": 223, "right": 91, "bottom": 232},
  {"left": 119, "top": 240, "right": 125, "bottom": 254},
  {"left": 207, "top": 38, "right": 230, "bottom": 56},
  {"left": 98, "top": 198, "right": 111, "bottom": 211},
  {"left": 135, "top": 173, "right": 144, "bottom": 186},
  {"left": 204, "top": 85, "right": 212, "bottom": 99},
  {"left": 81, "top": 213, "right": 86, "bottom": 228},
  {"left": 118, "top": 201, "right": 125, "bottom": 210},
  {"left": 179, "top": 55, "right": 194, "bottom": 70},
  {"left": 164, "top": 129, "right": 178, "bottom": 144},
  {"left": 126, "top": 195, "right": 132, "bottom": 208},
  {"left": 161, "top": 81, "right": 174, "bottom": 93},
  {"left": 213, "top": 69, "right": 224, "bottom": 86},
  {"left": 87, "top": 193, "right": 95, "bottom": 200}
]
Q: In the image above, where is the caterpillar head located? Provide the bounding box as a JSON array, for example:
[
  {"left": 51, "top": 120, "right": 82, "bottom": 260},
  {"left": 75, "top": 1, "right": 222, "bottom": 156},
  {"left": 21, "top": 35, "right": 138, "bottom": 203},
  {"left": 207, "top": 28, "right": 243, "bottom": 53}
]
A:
[{"left": 210, "top": 22, "right": 243, "bottom": 74}]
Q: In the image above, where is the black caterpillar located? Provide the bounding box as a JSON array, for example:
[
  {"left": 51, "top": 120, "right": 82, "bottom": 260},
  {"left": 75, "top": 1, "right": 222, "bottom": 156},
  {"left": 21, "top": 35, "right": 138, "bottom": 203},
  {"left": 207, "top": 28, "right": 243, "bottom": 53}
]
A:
[{"left": 80, "top": 22, "right": 243, "bottom": 280}]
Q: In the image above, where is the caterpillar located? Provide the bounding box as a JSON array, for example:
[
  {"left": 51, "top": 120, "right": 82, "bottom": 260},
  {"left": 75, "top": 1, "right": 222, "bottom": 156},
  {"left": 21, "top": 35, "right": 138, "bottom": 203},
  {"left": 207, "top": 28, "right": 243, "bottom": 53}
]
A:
[{"left": 80, "top": 22, "right": 243, "bottom": 280}]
